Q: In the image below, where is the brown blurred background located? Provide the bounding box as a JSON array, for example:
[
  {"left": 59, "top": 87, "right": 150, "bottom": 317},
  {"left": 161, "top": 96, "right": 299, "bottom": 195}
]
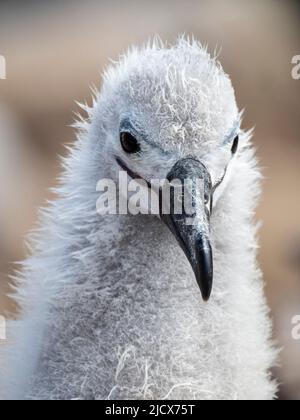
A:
[{"left": 0, "top": 0, "right": 299, "bottom": 399}]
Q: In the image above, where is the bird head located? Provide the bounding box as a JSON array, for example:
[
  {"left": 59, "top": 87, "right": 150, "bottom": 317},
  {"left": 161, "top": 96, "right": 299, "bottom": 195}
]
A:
[{"left": 92, "top": 38, "right": 241, "bottom": 301}]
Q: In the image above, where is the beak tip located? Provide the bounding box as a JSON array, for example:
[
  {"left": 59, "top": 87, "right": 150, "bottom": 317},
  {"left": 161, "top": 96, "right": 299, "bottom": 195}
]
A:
[
  {"left": 198, "top": 280, "right": 213, "bottom": 302},
  {"left": 201, "top": 288, "right": 212, "bottom": 302},
  {"left": 195, "top": 238, "right": 213, "bottom": 302}
]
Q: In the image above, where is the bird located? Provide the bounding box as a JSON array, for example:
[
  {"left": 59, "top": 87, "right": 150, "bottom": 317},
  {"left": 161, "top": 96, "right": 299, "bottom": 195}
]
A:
[{"left": 0, "top": 37, "right": 277, "bottom": 400}]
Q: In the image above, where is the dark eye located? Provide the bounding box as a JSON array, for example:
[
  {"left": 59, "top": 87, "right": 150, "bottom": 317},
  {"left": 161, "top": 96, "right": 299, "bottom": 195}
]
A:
[
  {"left": 231, "top": 135, "right": 239, "bottom": 155},
  {"left": 120, "top": 132, "right": 140, "bottom": 154}
]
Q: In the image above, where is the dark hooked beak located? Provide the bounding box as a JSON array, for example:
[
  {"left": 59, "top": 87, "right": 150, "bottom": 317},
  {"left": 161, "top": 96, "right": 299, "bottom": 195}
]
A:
[{"left": 160, "top": 158, "right": 213, "bottom": 301}]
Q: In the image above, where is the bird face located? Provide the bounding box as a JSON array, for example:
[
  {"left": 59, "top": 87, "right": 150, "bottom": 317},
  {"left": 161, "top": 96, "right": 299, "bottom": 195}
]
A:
[{"left": 95, "top": 39, "right": 241, "bottom": 300}]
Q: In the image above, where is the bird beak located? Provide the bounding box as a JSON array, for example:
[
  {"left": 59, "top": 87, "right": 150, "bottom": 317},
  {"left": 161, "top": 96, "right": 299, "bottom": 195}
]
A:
[{"left": 160, "top": 158, "right": 213, "bottom": 301}]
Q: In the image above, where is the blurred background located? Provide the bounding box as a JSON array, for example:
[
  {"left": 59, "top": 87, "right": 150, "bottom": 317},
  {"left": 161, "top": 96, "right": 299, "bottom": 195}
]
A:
[{"left": 0, "top": 0, "right": 299, "bottom": 399}]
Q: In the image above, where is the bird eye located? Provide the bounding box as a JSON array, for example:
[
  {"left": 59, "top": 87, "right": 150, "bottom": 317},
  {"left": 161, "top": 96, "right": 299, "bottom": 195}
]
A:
[
  {"left": 231, "top": 135, "right": 239, "bottom": 155},
  {"left": 120, "top": 132, "right": 140, "bottom": 154}
]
